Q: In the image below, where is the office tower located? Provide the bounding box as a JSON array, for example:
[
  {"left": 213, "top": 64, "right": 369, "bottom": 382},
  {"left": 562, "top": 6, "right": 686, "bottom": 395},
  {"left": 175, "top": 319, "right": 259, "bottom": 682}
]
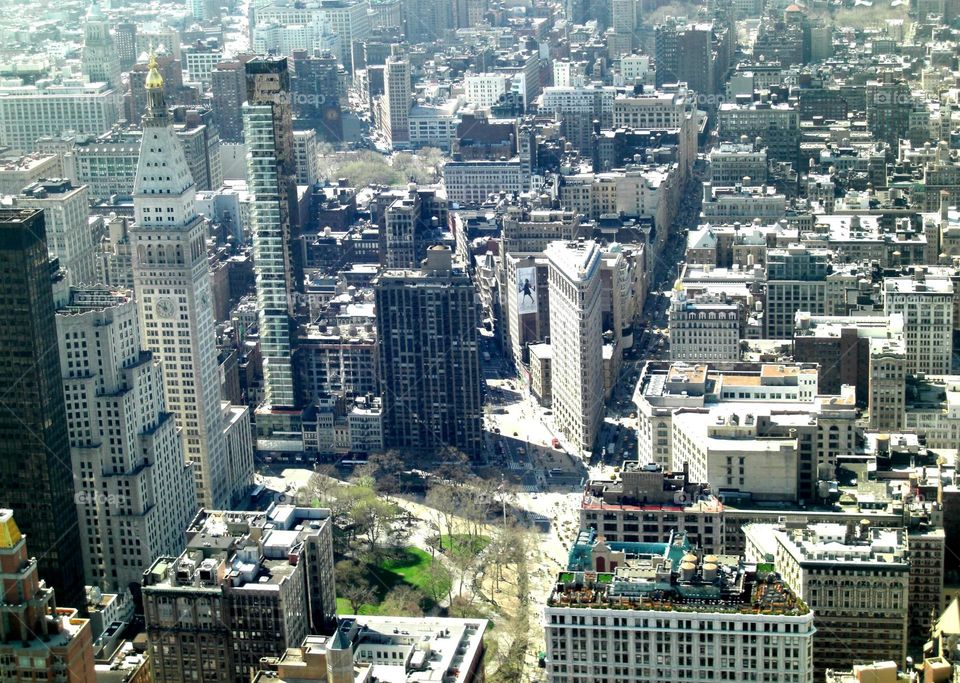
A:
[
  {"left": 290, "top": 50, "right": 344, "bottom": 142},
  {"left": 55, "top": 286, "right": 197, "bottom": 592},
  {"left": 868, "top": 336, "right": 908, "bottom": 431},
  {"left": 765, "top": 246, "right": 832, "bottom": 339},
  {"left": 16, "top": 179, "right": 98, "bottom": 286},
  {"left": 546, "top": 240, "right": 603, "bottom": 456},
  {"left": 130, "top": 57, "right": 238, "bottom": 509},
  {"left": 883, "top": 270, "right": 954, "bottom": 375},
  {"left": 0, "top": 208, "right": 85, "bottom": 607},
  {"left": 211, "top": 59, "right": 251, "bottom": 142},
  {"left": 668, "top": 286, "right": 741, "bottom": 362},
  {"left": 374, "top": 246, "right": 482, "bottom": 456},
  {"left": 381, "top": 56, "right": 411, "bottom": 148},
  {"left": 746, "top": 523, "right": 909, "bottom": 678},
  {"left": 0, "top": 82, "right": 121, "bottom": 154},
  {"left": 0, "top": 510, "right": 96, "bottom": 682},
  {"left": 544, "top": 531, "right": 815, "bottom": 682},
  {"left": 115, "top": 22, "right": 138, "bottom": 71},
  {"left": 81, "top": 0, "right": 121, "bottom": 88},
  {"left": 378, "top": 185, "right": 447, "bottom": 269},
  {"left": 172, "top": 106, "right": 224, "bottom": 192},
  {"left": 243, "top": 57, "right": 300, "bottom": 409},
  {"left": 143, "top": 505, "right": 337, "bottom": 683}
]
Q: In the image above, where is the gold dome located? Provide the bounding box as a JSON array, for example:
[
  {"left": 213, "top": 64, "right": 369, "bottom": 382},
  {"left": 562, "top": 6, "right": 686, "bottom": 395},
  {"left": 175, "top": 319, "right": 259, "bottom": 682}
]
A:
[{"left": 145, "top": 52, "right": 164, "bottom": 90}]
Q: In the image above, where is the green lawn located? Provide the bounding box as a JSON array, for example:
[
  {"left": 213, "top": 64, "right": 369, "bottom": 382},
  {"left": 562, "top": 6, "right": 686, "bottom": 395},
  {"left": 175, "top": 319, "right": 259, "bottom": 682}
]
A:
[
  {"left": 336, "top": 547, "right": 451, "bottom": 614},
  {"left": 336, "top": 597, "right": 380, "bottom": 615},
  {"left": 430, "top": 534, "right": 491, "bottom": 557}
]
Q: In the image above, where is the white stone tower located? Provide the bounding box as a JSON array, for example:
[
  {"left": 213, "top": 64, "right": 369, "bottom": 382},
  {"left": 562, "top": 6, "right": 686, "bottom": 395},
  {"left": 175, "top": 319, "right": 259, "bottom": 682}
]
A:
[{"left": 130, "top": 55, "right": 234, "bottom": 509}]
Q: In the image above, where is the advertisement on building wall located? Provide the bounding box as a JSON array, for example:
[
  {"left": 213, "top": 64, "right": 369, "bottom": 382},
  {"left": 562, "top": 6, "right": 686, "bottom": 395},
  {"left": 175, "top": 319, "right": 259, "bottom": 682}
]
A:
[{"left": 517, "top": 267, "right": 538, "bottom": 315}]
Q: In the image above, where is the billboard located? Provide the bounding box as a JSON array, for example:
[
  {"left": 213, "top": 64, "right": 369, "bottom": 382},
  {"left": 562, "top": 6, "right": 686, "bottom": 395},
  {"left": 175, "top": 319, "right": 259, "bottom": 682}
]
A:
[{"left": 517, "top": 267, "right": 538, "bottom": 315}]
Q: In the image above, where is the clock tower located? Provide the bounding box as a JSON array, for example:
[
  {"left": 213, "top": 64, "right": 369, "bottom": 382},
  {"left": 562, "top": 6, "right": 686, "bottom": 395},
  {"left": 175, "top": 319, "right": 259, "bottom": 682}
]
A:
[{"left": 130, "top": 54, "right": 249, "bottom": 509}]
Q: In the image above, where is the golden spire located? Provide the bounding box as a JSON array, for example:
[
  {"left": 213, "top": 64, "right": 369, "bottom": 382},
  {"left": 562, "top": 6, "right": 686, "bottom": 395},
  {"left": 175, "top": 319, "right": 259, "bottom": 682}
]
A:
[
  {"left": 0, "top": 509, "right": 22, "bottom": 549},
  {"left": 145, "top": 50, "right": 164, "bottom": 90}
]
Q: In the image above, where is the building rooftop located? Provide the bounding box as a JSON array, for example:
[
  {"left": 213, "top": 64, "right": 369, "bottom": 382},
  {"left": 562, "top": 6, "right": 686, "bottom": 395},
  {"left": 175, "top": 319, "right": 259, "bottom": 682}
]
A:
[
  {"left": 334, "top": 615, "right": 488, "bottom": 683},
  {"left": 144, "top": 505, "right": 332, "bottom": 593},
  {"left": 548, "top": 529, "right": 807, "bottom": 615}
]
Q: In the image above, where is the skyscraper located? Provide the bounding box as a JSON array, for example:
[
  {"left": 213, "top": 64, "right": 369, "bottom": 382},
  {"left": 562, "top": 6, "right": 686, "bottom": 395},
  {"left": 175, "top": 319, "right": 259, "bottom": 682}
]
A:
[
  {"left": 545, "top": 239, "right": 603, "bottom": 455},
  {"left": 115, "top": 22, "right": 138, "bottom": 72},
  {"left": 81, "top": 0, "right": 121, "bottom": 88},
  {"left": 243, "top": 57, "right": 301, "bottom": 409},
  {"left": 56, "top": 286, "right": 197, "bottom": 592},
  {"left": 130, "top": 56, "right": 239, "bottom": 509},
  {"left": 0, "top": 208, "right": 85, "bottom": 607},
  {"left": 374, "top": 245, "right": 482, "bottom": 456}
]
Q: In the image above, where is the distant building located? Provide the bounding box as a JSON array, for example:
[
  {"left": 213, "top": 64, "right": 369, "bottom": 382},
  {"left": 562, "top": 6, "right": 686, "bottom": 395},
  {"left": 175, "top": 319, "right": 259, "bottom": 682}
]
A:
[{"left": 81, "top": 0, "right": 120, "bottom": 87}]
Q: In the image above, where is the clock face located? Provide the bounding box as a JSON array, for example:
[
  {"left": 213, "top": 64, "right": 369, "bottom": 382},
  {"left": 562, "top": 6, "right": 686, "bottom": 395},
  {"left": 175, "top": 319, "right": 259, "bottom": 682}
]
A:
[{"left": 155, "top": 297, "right": 175, "bottom": 319}]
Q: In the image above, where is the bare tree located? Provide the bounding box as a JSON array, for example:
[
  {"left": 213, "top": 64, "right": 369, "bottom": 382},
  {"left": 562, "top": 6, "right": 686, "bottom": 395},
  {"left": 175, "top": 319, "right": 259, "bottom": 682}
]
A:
[{"left": 335, "top": 560, "right": 376, "bottom": 614}]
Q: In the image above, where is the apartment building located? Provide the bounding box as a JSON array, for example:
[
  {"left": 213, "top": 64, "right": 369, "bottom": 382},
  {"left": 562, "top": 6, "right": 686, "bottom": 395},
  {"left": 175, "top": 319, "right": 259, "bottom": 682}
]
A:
[{"left": 143, "top": 505, "right": 337, "bottom": 683}]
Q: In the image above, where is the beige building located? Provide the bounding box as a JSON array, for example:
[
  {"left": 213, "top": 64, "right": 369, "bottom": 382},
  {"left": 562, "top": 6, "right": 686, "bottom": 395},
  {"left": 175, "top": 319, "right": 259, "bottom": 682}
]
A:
[
  {"left": 746, "top": 523, "right": 909, "bottom": 677},
  {"left": 668, "top": 287, "right": 741, "bottom": 362},
  {"left": 883, "top": 271, "right": 954, "bottom": 375},
  {"left": 16, "top": 179, "right": 98, "bottom": 286}
]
